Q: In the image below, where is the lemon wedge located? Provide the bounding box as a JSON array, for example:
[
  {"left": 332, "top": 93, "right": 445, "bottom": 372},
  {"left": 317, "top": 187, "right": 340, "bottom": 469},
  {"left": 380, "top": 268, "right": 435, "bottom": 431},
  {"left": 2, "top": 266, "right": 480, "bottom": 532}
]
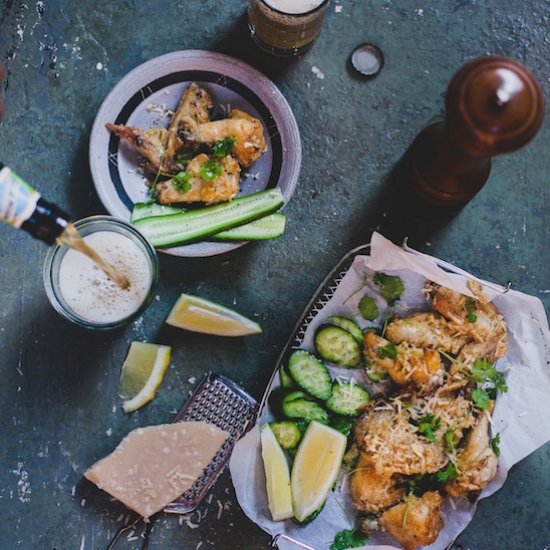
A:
[
  {"left": 166, "top": 294, "right": 262, "bottom": 337},
  {"left": 290, "top": 421, "right": 347, "bottom": 523},
  {"left": 260, "top": 424, "right": 293, "bottom": 521},
  {"left": 118, "top": 342, "right": 171, "bottom": 413}
]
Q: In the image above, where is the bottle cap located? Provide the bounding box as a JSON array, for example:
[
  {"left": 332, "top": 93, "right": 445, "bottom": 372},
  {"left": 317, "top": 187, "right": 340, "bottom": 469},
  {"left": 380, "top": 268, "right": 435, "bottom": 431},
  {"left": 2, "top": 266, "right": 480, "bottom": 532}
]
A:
[{"left": 350, "top": 43, "right": 384, "bottom": 77}]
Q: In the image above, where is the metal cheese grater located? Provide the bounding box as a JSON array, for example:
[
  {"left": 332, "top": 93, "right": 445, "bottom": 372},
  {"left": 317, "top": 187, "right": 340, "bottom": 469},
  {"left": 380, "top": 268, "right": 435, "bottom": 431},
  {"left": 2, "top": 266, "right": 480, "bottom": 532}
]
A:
[{"left": 164, "top": 371, "right": 258, "bottom": 515}]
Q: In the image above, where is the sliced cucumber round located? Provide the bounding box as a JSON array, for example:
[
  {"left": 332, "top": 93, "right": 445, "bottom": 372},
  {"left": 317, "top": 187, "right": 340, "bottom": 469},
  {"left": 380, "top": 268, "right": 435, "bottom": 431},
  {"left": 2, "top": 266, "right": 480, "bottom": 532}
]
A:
[
  {"left": 326, "top": 381, "right": 370, "bottom": 416},
  {"left": 326, "top": 315, "right": 364, "bottom": 343},
  {"left": 269, "top": 420, "right": 303, "bottom": 450},
  {"left": 314, "top": 325, "right": 362, "bottom": 368},
  {"left": 287, "top": 350, "right": 332, "bottom": 400},
  {"left": 282, "top": 398, "right": 329, "bottom": 425}
]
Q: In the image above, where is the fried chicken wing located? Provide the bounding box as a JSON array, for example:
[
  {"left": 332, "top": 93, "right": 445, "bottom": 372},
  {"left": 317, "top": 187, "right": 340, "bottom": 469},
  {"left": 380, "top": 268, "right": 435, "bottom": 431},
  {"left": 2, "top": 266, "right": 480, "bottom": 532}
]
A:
[
  {"left": 386, "top": 312, "right": 470, "bottom": 354},
  {"left": 106, "top": 123, "right": 183, "bottom": 176},
  {"left": 350, "top": 454, "right": 405, "bottom": 514},
  {"left": 156, "top": 153, "right": 240, "bottom": 205},
  {"left": 424, "top": 282, "right": 508, "bottom": 362},
  {"left": 379, "top": 491, "right": 444, "bottom": 550},
  {"left": 364, "top": 332, "right": 444, "bottom": 388},
  {"left": 188, "top": 109, "right": 266, "bottom": 167},
  {"left": 168, "top": 82, "right": 213, "bottom": 134},
  {"left": 354, "top": 405, "right": 448, "bottom": 476},
  {"left": 444, "top": 413, "right": 498, "bottom": 498}
]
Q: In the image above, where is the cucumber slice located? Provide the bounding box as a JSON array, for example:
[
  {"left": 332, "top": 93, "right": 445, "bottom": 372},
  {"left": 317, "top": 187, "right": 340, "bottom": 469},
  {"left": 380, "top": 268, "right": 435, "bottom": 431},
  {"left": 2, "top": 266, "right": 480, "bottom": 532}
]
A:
[
  {"left": 269, "top": 420, "right": 303, "bottom": 450},
  {"left": 130, "top": 202, "right": 183, "bottom": 222},
  {"left": 282, "top": 398, "right": 329, "bottom": 425},
  {"left": 268, "top": 388, "right": 306, "bottom": 417},
  {"left": 314, "top": 325, "right": 362, "bottom": 368},
  {"left": 287, "top": 350, "right": 332, "bottom": 400},
  {"left": 133, "top": 188, "right": 284, "bottom": 247},
  {"left": 279, "top": 365, "right": 296, "bottom": 389},
  {"left": 326, "top": 316, "right": 364, "bottom": 343},
  {"left": 325, "top": 381, "right": 370, "bottom": 416},
  {"left": 212, "top": 213, "right": 286, "bottom": 241}
]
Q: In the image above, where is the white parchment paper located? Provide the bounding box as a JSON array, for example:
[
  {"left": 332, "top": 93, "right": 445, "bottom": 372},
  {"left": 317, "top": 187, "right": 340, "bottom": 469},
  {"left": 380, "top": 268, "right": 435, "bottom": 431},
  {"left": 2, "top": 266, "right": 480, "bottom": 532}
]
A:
[{"left": 229, "top": 232, "right": 550, "bottom": 550}]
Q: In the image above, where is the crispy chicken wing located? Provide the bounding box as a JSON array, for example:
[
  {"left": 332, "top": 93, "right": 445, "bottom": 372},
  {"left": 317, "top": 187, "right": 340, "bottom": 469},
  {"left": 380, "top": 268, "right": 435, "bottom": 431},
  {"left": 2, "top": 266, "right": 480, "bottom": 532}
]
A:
[
  {"left": 386, "top": 312, "right": 470, "bottom": 354},
  {"left": 444, "top": 413, "right": 498, "bottom": 498},
  {"left": 379, "top": 491, "right": 444, "bottom": 550},
  {"left": 188, "top": 109, "right": 266, "bottom": 167},
  {"left": 106, "top": 123, "right": 183, "bottom": 176},
  {"left": 156, "top": 153, "right": 240, "bottom": 205},
  {"left": 168, "top": 82, "right": 213, "bottom": 134},
  {"left": 350, "top": 454, "right": 405, "bottom": 514},
  {"left": 354, "top": 405, "right": 448, "bottom": 476},
  {"left": 364, "top": 332, "right": 444, "bottom": 388},
  {"left": 424, "top": 282, "right": 508, "bottom": 362}
]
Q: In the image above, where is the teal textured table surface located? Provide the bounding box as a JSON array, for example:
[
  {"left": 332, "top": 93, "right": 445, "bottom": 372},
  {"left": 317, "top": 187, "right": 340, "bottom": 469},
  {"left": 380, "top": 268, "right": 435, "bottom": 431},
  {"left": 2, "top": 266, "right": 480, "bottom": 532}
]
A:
[{"left": 0, "top": 1, "right": 549, "bottom": 549}]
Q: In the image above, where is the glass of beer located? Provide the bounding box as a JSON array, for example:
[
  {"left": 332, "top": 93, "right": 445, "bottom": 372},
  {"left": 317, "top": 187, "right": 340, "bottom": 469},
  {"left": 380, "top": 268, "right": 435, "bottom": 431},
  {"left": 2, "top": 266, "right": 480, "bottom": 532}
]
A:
[
  {"left": 43, "top": 216, "right": 159, "bottom": 329},
  {"left": 248, "top": 0, "right": 330, "bottom": 57}
]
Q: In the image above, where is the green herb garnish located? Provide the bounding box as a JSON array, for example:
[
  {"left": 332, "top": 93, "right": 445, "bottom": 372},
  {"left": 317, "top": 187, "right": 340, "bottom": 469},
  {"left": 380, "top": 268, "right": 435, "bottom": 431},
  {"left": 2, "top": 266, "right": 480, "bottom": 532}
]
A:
[
  {"left": 444, "top": 428, "right": 456, "bottom": 453},
  {"left": 471, "top": 359, "right": 508, "bottom": 393},
  {"left": 174, "top": 148, "right": 195, "bottom": 165},
  {"left": 373, "top": 272, "right": 404, "bottom": 304},
  {"left": 491, "top": 433, "right": 501, "bottom": 456},
  {"left": 377, "top": 342, "right": 397, "bottom": 360},
  {"left": 330, "top": 528, "right": 368, "bottom": 550},
  {"left": 171, "top": 171, "right": 192, "bottom": 193},
  {"left": 472, "top": 388, "right": 491, "bottom": 409},
  {"left": 199, "top": 159, "right": 223, "bottom": 181},
  {"left": 437, "top": 462, "right": 458, "bottom": 482},
  {"left": 417, "top": 414, "right": 441, "bottom": 443},
  {"left": 465, "top": 298, "right": 477, "bottom": 323},
  {"left": 211, "top": 136, "right": 236, "bottom": 158},
  {"left": 358, "top": 295, "right": 379, "bottom": 321}
]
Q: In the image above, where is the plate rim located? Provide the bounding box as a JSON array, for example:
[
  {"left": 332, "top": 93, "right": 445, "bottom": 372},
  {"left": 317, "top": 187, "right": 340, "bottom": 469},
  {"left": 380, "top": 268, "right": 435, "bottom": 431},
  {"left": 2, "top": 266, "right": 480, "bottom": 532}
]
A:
[{"left": 89, "top": 50, "right": 301, "bottom": 258}]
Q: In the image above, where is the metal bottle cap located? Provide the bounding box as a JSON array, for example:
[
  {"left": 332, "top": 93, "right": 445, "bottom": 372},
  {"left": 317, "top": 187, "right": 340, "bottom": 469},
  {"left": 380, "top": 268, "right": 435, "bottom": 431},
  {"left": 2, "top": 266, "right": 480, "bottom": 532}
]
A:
[{"left": 350, "top": 43, "right": 384, "bottom": 77}]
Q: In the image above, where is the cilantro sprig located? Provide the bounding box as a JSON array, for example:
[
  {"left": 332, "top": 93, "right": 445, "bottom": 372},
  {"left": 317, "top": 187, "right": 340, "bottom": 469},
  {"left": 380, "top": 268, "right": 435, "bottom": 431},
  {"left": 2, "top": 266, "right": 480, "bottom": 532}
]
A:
[
  {"left": 491, "top": 432, "right": 501, "bottom": 456},
  {"left": 471, "top": 359, "right": 508, "bottom": 393},
  {"left": 373, "top": 272, "right": 404, "bottom": 304},
  {"left": 210, "top": 136, "right": 236, "bottom": 158},
  {"left": 465, "top": 298, "right": 478, "bottom": 323},
  {"left": 417, "top": 414, "right": 441, "bottom": 443},
  {"left": 437, "top": 462, "right": 458, "bottom": 482},
  {"left": 199, "top": 159, "right": 223, "bottom": 181},
  {"left": 171, "top": 171, "right": 192, "bottom": 193},
  {"left": 377, "top": 342, "right": 397, "bottom": 361},
  {"left": 330, "top": 528, "right": 368, "bottom": 550}
]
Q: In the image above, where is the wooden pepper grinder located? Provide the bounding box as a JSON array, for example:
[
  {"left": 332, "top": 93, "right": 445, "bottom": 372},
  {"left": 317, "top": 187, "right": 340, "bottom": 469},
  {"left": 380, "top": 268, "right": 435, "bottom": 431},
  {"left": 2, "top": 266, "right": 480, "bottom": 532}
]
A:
[{"left": 407, "top": 56, "right": 544, "bottom": 208}]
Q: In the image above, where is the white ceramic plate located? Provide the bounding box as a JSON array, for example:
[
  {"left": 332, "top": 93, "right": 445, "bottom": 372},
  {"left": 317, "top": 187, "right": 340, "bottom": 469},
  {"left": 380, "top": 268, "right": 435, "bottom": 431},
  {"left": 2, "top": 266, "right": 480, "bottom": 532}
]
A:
[{"left": 89, "top": 50, "right": 301, "bottom": 257}]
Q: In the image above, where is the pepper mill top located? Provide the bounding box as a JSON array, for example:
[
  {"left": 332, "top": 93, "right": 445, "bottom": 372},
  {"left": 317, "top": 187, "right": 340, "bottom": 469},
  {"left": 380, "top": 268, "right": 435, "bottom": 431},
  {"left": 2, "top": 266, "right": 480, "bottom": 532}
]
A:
[{"left": 446, "top": 56, "right": 544, "bottom": 158}]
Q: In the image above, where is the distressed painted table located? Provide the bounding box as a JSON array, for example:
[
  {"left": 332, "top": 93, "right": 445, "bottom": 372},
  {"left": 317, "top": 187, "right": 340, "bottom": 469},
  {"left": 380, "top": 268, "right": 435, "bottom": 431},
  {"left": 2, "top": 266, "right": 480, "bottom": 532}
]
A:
[{"left": 0, "top": 1, "right": 549, "bottom": 549}]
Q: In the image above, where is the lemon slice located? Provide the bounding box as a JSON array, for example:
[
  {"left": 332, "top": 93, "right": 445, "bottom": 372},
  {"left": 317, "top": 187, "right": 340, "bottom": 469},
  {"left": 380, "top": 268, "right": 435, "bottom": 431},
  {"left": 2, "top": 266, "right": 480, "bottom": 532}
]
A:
[
  {"left": 166, "top": 294, "right": 262, "bottom": 336},
  {"left": 290, "top": 421, "right": 347, "bottom": 523},
  {"left": 118, "top": 342, "right": 171, "bottom": 413},
  {"left": 260, "top": 424, "right": 293, "bottom": 521}
]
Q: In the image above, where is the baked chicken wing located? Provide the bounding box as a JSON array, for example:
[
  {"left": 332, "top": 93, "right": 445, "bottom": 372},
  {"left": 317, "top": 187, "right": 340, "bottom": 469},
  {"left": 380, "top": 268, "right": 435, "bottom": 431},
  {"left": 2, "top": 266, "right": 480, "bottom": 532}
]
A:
[
  {"left": 350, "top": 453, "right": 405, "bottom": 514},
  {"left": 187, "top": 109, "right": 266, "bottom": 167},
  {"left": 444, "top": 413, "right": 498, "bottom": 498},
  {"left": 106, "top": 124, "right": 183, "bottom": 176},
  {"left": 379, "top": 491, "right": 444, "bottom": 550},
  {"left": 156, "top": 153, "right": 240, "bottom": 205},
  {"left": 168, "top": 82, "right": 213, "bottom": 134}
]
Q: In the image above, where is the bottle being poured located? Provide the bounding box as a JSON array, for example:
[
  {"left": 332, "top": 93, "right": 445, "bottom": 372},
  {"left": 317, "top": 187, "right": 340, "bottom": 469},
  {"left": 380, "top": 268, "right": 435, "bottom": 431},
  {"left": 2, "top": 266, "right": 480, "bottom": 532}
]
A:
[{"left": 0, "top": 163, "right": 130, "bottom": 290}]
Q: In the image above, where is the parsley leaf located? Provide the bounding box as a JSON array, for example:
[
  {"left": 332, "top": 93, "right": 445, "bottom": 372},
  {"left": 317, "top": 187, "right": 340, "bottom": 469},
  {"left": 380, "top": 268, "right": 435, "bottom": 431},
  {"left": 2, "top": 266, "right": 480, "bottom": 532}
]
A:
[
  {"left": 377, "top": 342, "right": 397, "bottom": 360},
  {"left": 330, "top": 529, "right": 368, "bottom": 550},
  {"left": 373, "top": 272, "right": 404, "bottom": 304},
  {"left": 199, "top": 159, "right": 223, "bottom": 181},
  {"left": 211, "top": 136, "right": 236, "bottom": 158},
  {"left": 171, "top": 171, "right": 192, "bottom": 193},
  {"left": 417, "top": 414, "right": 441, "bottom": 443},
  {"left": 472, "top": 388, "right": 491, "bottom": 409},
  {"left": 358, "top": 295, "right": 379, "bottom": 321},
  {"left": 491, "top": 433, "right": 501, "bottom": 457},
  {"left": 437, "top": 462, "right": 458, "bottom": 482}
]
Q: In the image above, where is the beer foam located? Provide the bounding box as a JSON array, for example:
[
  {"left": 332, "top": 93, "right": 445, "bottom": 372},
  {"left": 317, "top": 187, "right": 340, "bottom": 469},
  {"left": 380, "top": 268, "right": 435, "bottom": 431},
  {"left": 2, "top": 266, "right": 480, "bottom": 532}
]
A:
[
  {"left": 58, "top": 231, "right": 152, "bottom": 324},
  {"left": 263, "top": 0, "right": 324, "bottom": 14}
]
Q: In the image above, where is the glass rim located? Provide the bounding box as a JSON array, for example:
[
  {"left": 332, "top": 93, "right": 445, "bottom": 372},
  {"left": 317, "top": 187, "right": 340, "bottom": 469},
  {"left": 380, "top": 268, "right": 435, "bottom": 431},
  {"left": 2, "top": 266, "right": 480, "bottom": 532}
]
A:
[
  {"left": 43, "top": 215, "right": 159, "bottom": 330},
  {"left": 257, "top": 0, "right": 330, "bottom": 17}
]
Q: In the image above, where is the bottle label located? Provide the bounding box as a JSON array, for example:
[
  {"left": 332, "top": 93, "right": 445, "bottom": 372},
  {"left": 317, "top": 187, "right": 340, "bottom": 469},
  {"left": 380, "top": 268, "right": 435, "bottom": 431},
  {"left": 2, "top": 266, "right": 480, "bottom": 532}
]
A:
[{"left": 0, "top": 166, "right": 40, "bottom": 228}]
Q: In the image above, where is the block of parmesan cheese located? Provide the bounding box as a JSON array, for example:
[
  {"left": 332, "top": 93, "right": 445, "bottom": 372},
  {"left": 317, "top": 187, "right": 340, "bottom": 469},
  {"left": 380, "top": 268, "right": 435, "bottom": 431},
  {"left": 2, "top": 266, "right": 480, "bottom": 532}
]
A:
[{"left": 84, "top": 421, "right": 229, "bottom": 518}]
